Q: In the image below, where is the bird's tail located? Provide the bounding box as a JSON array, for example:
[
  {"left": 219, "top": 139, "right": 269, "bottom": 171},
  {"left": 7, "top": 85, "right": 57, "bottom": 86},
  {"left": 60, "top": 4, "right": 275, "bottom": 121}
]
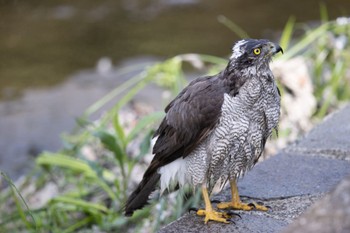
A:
[{"left": 124, "top": 171, "right": 160, "bottom": 216}]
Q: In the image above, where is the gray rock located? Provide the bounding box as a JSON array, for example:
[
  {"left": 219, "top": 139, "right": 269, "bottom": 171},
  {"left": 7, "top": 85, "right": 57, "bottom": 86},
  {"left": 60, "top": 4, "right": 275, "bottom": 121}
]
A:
[
  {"left": 159, "top": 213, "right": 288, "bottom": 233},
  {"left": 235, "top": 153, "right": 350, "bottom": 199},
  {"left": 286, "top": 104, "right": 350, "bottom": 160},
  {"left": 282, "top": 175, "right": 350, "bottom": 233},
  {"left": 159, "top": 194, "right": 322, "bottom": 233}
]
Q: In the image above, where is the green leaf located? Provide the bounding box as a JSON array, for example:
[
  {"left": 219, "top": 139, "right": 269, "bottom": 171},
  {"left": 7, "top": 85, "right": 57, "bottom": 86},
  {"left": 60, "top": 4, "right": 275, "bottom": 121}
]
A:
[
  {"left": 113, "top": 113, "right": 127, "bottom": 148},
  {"left": 51, "top": 196, "right": 108, "bottom": 214},
  {"left": 93, "top": 130, "right": 127, "bottom": 182},
  {"left": 93, "top": 131, "right": 125, "bottom": 166},
  {"left": 36, "top": 153, "right": 97, "bottom": 178}
]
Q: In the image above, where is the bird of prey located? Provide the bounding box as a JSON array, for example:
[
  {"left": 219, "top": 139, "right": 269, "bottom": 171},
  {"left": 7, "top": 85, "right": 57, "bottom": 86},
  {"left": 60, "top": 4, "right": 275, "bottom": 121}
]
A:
[{"left": 125, "top": 39, "right": 283, "bottom": 223}]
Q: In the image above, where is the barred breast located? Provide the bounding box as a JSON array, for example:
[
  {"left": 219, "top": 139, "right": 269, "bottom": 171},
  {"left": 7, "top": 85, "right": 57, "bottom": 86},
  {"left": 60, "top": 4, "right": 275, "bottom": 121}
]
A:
[{"left": 206, "top": 73, "right": 280, "bottom": 191}]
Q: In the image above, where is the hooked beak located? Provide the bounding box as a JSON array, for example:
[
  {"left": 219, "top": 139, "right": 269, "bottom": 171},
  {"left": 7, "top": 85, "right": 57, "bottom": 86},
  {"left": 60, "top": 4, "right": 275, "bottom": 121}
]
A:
[
  {"left": 275, "top": 44, "right": 283, "bottom": 54},
  {"left": 271, "top": 42, "right": 283, "bottom": 55}
]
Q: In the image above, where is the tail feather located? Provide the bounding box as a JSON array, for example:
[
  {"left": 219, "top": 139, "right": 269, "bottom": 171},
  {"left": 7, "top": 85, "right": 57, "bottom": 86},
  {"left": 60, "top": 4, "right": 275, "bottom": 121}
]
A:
[{"left": 124, "top": 172, "right": 160, "bottom": 216}]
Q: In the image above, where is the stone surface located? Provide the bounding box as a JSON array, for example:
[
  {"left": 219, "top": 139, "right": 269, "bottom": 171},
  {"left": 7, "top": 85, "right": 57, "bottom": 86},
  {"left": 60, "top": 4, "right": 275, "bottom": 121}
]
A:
[
  {"left": 160, "top": 213, "right": 288, "bottom": 233},
  {"left": 286, "top": 104, "right": 350, "bottom": 160},
  {"left": 282, "top": 175, "right": 350, "bottom": 233},
  {"left": 235, "top": 153, "right": 350, "bottom": 199},
  {"left": 159, "top": 194, "right": 322, "bottom": 233}
]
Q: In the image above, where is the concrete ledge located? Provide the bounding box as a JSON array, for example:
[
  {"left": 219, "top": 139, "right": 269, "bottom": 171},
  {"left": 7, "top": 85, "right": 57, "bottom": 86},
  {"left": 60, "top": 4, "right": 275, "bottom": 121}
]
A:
[
  {"left": 160, "top": 104, "right": 350, "bottom": 233},
  {"left": 286, "top": 104, "right": 350, "bottom": 160},
  {"left": 282, "top": 175, "right": 350, "bottom": 233},
  {"left": 236, "top": 153, "right": 350, "bottom": 199}
]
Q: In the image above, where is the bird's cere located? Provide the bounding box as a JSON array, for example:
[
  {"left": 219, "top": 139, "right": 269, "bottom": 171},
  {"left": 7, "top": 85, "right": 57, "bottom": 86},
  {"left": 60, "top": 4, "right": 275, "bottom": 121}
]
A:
[{"left": 230, "top": 40, "right": 247, "bottom": 59}]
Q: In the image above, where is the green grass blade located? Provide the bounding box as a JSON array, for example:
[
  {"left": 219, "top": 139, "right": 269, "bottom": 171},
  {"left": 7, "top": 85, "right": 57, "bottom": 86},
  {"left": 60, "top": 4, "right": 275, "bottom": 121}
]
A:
[
  {"left": 1, "top": 171, "right": 37, "bottom": 231},
  {"left": 62, "top": 216, "right": 93, "bottom": 233},
  {"left": 279, "top": 16, "right": 296, "bottom": 51},
  {"left": 218, "top": 15, "right": 250, "bottom": 39},
  {"left": 52, "top": 196, "right": 108, "bottom": 213},
  {"left": 279, "top": 22, "right": 330, "bottom": 60},
  {"left": 113, "top": 112, "right": 127, "bottom": 148},
  {"left": 316, "top": 60, "right": 346, "bottom": 118},
  {"left": 83, "top": 71, "right": 148, "bottom": 117},
  {"left": 319, "top": 2, "right": 328, "bottom": 23},
  {"left": 113, "top": 74, "right": 149, "bottom": 112},
  {"left": 36, "top": 153, "right": 98, "bottom": 178}
]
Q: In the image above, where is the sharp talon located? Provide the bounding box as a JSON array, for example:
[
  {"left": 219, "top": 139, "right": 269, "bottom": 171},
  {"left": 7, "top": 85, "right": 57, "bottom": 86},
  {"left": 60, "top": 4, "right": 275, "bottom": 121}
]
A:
[
  {"left": 227, "top": 210, "right": 242, "bottom": 219},
  {"left": 189, "top": 207, "right": 198, "bottom": 213},
  {"left": 227, "top": 218, "right": 236, "bottom": 224},
  {"left": 211, "top": 199, "right": 221, "bottom": 203},
  {"left": 266, "top": 205, "right": 272, "bottom": 209},
  {"left": 227, "top": 210, "right": 234, "bottom": 215},
  {"left": 248, "top": 203, "right": 256, "bottom": 208}
]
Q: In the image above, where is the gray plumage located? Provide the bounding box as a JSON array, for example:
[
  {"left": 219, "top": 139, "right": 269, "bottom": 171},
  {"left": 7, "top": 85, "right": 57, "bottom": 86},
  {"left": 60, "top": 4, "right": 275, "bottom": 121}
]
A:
[{"left": 125, "top": 39, "right": 282, "bottom": 216}]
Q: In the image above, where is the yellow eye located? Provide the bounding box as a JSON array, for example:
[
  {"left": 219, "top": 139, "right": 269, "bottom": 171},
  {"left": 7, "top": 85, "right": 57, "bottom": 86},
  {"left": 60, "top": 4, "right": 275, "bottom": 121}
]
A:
[{"left": 253, "top": 48, "right": 261, "bottom": 55}]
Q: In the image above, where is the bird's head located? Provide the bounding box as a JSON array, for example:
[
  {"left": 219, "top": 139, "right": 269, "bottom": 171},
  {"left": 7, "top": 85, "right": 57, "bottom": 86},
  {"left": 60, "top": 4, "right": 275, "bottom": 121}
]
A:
[{"left": 229, "top": 39, "right": 283, "bottom": 69}]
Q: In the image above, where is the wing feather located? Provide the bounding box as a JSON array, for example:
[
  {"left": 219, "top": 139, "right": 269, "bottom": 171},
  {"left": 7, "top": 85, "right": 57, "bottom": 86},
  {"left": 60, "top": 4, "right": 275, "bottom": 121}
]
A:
[{"left": 150, "top": 75, "right": 226, "bottom": 170}]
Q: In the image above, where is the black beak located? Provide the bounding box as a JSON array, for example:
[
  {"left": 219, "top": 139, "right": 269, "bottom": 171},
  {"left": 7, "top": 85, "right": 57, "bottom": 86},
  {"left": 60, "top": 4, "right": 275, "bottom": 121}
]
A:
[
  {"left": 268, "top": 42, "right": 283, "bottom": 55},
  {"left": 275, "top": 44, "right": 283, "bottom": 54}
]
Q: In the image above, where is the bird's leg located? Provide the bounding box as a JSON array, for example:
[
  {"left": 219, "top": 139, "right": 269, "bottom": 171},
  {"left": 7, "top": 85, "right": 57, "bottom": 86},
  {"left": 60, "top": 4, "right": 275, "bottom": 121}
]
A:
[
  {"left": 216, "top": 179, "right": 268, "bottom": 211},
  {"left": 196, "top": 184, "right": 232, "bottom": 224}
]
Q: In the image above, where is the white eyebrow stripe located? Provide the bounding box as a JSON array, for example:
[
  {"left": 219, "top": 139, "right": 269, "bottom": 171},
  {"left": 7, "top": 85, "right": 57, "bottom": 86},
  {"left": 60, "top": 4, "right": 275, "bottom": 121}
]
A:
[{"left": 230, "top": 40, "right": 247, "bottom": 59}]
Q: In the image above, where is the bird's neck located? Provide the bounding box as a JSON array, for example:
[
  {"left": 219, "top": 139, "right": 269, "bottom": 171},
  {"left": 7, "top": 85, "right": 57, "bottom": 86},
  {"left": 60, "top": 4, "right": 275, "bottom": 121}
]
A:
[
  {"left": 219, "top": 64, "right": 250, "bottom": 96},
  {"left": 220, "top": 60, "right": 273, "bottom": 96}
]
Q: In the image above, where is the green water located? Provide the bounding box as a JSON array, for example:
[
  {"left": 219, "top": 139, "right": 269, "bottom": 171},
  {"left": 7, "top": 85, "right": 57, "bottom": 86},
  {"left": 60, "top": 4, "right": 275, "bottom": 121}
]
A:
[
  {"left": 1, "top": 0, "right": 349, "bottom": 99},
  {"left": 0, "top": 0, "right": 350, "bottom": 179}
]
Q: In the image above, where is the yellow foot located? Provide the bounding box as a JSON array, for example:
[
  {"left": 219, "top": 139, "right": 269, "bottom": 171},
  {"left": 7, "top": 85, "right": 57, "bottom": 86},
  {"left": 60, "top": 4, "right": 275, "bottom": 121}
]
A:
[
  {"left": 196, "top": 209, "right": 231, "bottom": 224},
  {"left": 217, "top": 201, "right": 269, "bottom": 211}
]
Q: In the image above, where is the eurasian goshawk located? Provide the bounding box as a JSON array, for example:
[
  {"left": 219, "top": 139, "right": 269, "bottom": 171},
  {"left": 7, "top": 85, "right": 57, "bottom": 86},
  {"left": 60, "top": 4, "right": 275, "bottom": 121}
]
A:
[{"left": 125, "top": 39, "right": 283, "bottom": 223}]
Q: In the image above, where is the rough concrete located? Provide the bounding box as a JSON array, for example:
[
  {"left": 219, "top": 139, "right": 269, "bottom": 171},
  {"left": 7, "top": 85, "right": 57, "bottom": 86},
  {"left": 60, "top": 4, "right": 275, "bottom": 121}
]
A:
[
  {"left": 286, "top": 104, "right": 350, "bottom": 160},
  {"left": 159, "top": 104, "right": 350, "bottom": 233},
  {"left": 159, "top": 194, "right": 322, "bottom": 233},
  {"left": 160, "top": 213, "right": 289, "bottom": 233},
  {"left": 282, "top": 175, "right": 350, "bottom": 233},
  {"left": 236, "top": 153, "right": 350, "bottom": 199}
]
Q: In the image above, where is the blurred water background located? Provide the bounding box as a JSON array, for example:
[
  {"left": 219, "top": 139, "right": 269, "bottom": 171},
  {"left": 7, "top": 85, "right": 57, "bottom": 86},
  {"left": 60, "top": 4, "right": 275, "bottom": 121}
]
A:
[{"left": 1, "top": 0, "right": 349, "bottom": 179}]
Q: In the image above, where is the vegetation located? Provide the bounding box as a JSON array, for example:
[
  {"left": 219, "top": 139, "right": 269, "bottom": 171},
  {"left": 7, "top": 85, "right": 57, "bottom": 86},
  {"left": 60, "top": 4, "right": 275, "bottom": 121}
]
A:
[{"left": 1, "top": 15, "right": 350, "bottom": 233}]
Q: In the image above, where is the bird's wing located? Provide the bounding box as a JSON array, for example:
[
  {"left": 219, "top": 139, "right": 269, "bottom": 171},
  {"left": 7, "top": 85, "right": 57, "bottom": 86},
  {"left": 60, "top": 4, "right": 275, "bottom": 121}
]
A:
[
  {"left": 124, "top": 75, "right": 227, "bottom": 216},
  {"left": 150, "top": 75, "right": 226, "bottom": 169}
]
